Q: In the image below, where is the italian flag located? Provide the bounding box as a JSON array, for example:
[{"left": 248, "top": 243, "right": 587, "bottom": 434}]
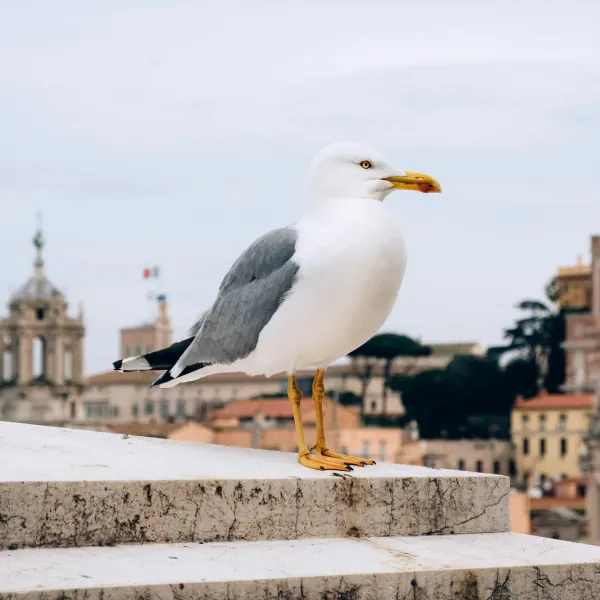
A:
[{"left": 143, "top": 266, "right": 160, "bottom": 279}]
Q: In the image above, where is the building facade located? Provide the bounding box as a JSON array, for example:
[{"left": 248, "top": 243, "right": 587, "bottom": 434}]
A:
[
  {"left": 555, "top": 255, "right": 592, "bottom": 311},
  {"left": 0, "top": 227, "right": 85, "bottom": 423},
  {"left": 80, "top": 343, "right": 482, "bottom": 427},
  {"left": 119, "top": 295, "right": 172, "bottom": 359},
  {"left": 562, "top": 235, "right": 600, "bottom": 392},
  {"left": 511, "top": 393, "right": 593, "bottom": 488},
  {"left": 396, "top": 438, "right": 514, "bottom": 477}
]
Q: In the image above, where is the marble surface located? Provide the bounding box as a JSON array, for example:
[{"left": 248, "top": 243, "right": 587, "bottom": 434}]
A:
[
  {"left": 2, "top": 533, "right": 600, "bottom": 599},
  {"left": 0, "top": 423, "right": 509, "bottom": 549},
  {"left": 0, "top": 421, "right": 493, "bottom": 482}
]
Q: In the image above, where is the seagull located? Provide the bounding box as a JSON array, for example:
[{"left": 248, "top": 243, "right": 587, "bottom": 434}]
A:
[{"left": 113, "top": 142, "right": 441, "bottom": 471}]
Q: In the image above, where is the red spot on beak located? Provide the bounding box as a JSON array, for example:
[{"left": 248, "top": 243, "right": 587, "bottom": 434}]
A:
[{"left": 418, "top": 183, "right": 432, "bottom": 193}]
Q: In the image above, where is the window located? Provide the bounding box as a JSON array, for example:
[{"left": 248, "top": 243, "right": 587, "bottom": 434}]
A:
[
  {"left": 476, "top": 460, "right": 483, "bottom": 473},
  {"left": 176, "top": 400, "right": 186, "bottom": 418},
  {"left": 85, "top": 403, "right": 112, "bottom": 418},
  {"left": 144, "top": 401, "right": 154, "bottom": 415},
  {"left": 379, "top": 440, "right": 387, "bottom": 461},
  {"left": 540, "top": 438, "right": 546, "bottom": 457},
  {"left": 539, "top": 414, "right": 547, "bottom": 431},
  {"left": 458, "top": 459, "right": 466, "bottom": 471},
  {"left": 560, "top": 438, "right": 567, "bottom": 457},
  {"left": 160, "top": 400, "right": 169, "bottom": 419},
  {"left": 135, "top": 345, "right": 141, "bottom": 355},
  {"left": 2, "top": 349, "right": 12, "bottom": 381},
  {"left": 371, "top": 400, "right": 377, "bottom": 411},
  {"left": 362, "top": 441, "right": 370, "bottom": 458},
  {"left": 125, "top": 345, "right": 130, "bottom": 357},
  {"left": 36, "top": 307, "right": 45, "bottom": 321},
  {"left": 132, "top": 404, "right": 139, "bottom": 417},
  {"left": 509, "top": 459, "right": 517, "bottom": 477},
  {"left": 558, "top": 414, "right": 567, "bottom": 431},
  {"left": 32, "top": 336, "right": 45, "bottom": 378},
  {"left": 64, "top": 351, "right": 73, "bottom": 381},
  {"left": 522, "top": 414, "right": 529, "bottom": 427},
  {"left": 523, "top": 437, "right": 529, "bottom": 455},
  {"left": 493, "top": 461, "right": 501, "bottom": 474}
]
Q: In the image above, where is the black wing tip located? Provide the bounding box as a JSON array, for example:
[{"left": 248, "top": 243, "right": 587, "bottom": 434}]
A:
[
  {"left": 150, "top": 371, "right": 172, "bottom": 388},
  {"left": 149, "top": 362, "right": 209, "bottom": 388},
  {"left": 113, "top": 359, "right": 123, "bottom": 371}
]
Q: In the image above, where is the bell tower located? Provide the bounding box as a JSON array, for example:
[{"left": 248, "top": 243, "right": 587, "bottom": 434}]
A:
[{"left": 0, "top": 221, "right": 85, "bottom": 423}]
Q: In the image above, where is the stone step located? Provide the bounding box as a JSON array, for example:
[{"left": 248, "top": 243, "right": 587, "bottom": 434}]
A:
[
  {"left": 0, "top": 422, "right": 509, "bottom": 549},
  {"left": 2, "top": 532, "right": 600, "bottom": 599}
]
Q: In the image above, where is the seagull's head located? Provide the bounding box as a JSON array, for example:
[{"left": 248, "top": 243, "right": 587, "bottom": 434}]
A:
[{"left": 306, "top": 141, "right": 441, "bottom": 203}]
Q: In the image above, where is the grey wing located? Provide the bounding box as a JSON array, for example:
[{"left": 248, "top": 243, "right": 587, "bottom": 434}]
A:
[
  {"left": 174, "top": 227, "right": 299, "bottom": 373},
  {"left": 186, "top": 312, "right": 208, "bottom": 337}
]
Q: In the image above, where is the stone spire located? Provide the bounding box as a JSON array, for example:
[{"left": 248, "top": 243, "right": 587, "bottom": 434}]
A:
[
  {"left": 11, "top": 216, "right": 63, "bottom": 302},
  {"left": 33, "top": 213, "right": 44, "bottom": 276}
]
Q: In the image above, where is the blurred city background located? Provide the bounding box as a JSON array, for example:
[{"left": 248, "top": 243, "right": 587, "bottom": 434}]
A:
[{"left": 2, "top": 1, "right": 600, "bottom": 545}]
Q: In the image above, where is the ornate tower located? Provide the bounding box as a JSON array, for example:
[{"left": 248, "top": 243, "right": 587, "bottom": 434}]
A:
[
  {"left": 0, "top": 223, "right": 85, "bottom": 423},
  {"left": 119, "top": 294, "right": 173, "bottom": 358}
]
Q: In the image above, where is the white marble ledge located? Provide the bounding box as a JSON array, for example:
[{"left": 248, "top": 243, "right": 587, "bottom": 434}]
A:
[
  {"left": 0, "top": 421, "right": 500, "bottom": 482},
  {"left": 1, "top": 533, "right": 600, "bottom": 599}
]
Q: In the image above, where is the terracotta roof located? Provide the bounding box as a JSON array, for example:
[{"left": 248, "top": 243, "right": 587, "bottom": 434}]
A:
[
  {"left": 210, "top": 396, "right": 358, "bottom": 424},
  {"left": 530, "top": 497, "right": 586, "bottom": 511},
  {"left": 514, "top": 394, "right": 594, "bottom": 410},
  {"left": 87, "top": 370, "right": 157, "bottom": 385},
  {"left": 211, "top": 397, "right": 314, "bottom": 420}
]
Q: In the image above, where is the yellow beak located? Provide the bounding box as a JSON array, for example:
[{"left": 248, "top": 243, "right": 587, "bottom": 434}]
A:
[{"left": 384, "top": 172, "right": 442, "bottom": 194}]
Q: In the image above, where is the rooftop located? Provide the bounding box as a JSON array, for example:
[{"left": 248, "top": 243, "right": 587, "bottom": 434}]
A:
[
  {"left": 11, "top": 225, "right": 63, "bottom": 302},
  {"left": 514, "top": 394, "right": 594, "bottom": 411},
  {"left": 11, "top": 274, "right": 63, "bottom": 302},
  {"left": 210, "top": 396, "right": 358, "bottom": 423},
  {"left": 557, "top": 255, "right": 591, "bottom": 278}
]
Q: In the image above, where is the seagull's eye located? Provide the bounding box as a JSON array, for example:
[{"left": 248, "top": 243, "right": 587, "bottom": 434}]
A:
[{"left": 360, "top": 160, "right": 373, "bottom": 169}]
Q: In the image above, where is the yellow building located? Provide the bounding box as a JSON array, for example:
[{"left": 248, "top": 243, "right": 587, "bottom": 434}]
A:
[
  {"left": 511, "top": 393, "right": 593, "bottom": 487},
  {"left": 555, "top": 255, "right": 592, "bottom": 310}
]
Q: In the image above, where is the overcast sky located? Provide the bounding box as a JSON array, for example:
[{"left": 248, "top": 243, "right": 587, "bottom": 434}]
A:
[{"left": 1, "top": 1, "right": 600, "bottom": 375}]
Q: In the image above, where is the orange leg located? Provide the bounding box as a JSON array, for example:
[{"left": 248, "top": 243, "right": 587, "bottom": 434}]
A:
[
  {"left": 312, "top": 369, "right": 376, "bottom": 467},
  {"left": 287, "top": 375, "right": 351, "bottom": 472}
]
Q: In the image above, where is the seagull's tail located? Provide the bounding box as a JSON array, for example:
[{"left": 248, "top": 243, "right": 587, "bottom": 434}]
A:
[
  {"left": 113, "top": 336, "right": 209, "bottom": 388},
  {"left": 113, "top": 337, "right": 194, "bottom": 373}
]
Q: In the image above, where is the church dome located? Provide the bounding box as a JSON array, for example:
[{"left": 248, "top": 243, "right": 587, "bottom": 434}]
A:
[{"left": 10, "top": 226, "right": 64, "bottom": 302}]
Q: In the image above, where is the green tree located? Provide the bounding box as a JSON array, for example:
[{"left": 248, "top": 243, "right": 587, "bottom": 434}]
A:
[
  {"left": 488, "top": 293, "right": 565, "bottom": 395},
  {"left": 388, "top": 355, "right": 514, "bottom": 439},
  {"left": 325, "top": 390, "right": 363, "bottom": 407},
  {"left": 349, "top": 333, "right": 431, "bottom": 417}
]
